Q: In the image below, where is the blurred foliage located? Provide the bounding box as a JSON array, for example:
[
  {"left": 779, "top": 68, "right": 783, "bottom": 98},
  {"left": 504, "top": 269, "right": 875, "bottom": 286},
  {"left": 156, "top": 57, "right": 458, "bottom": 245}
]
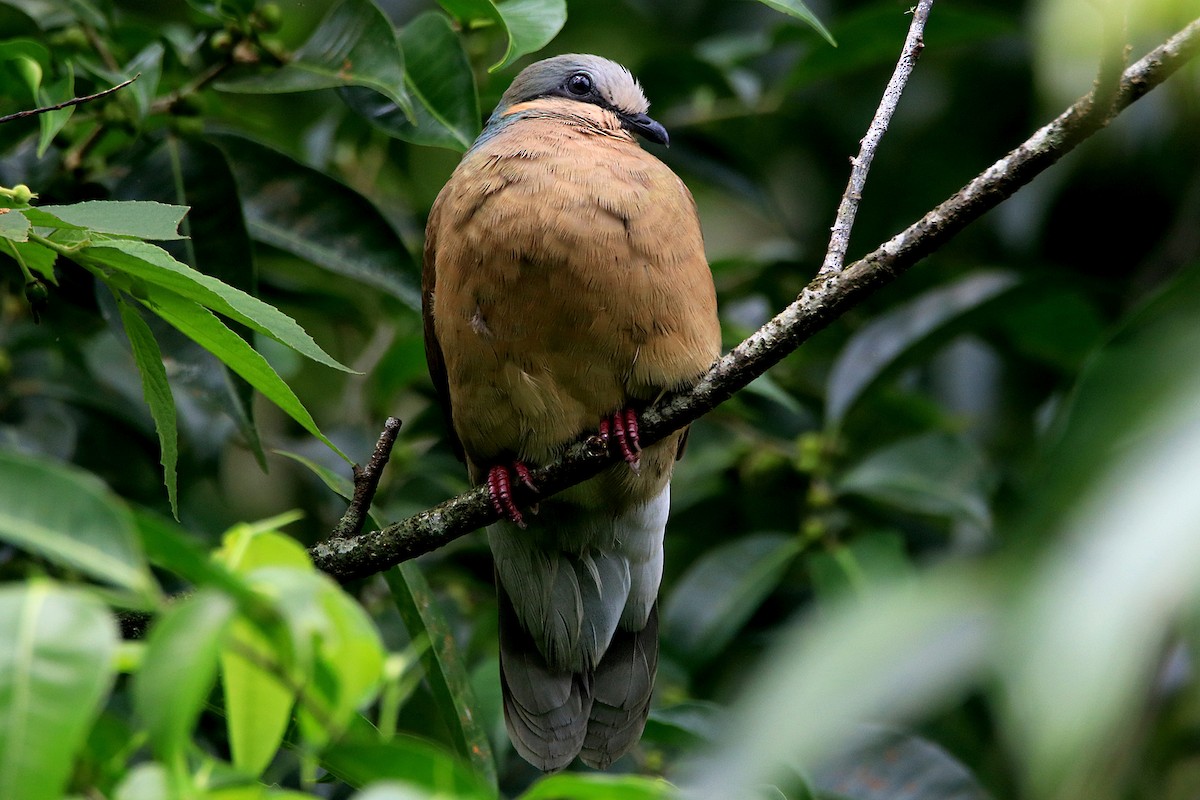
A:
[{"left": 1, "top": 0, "right": 1200, "bottom": 799}]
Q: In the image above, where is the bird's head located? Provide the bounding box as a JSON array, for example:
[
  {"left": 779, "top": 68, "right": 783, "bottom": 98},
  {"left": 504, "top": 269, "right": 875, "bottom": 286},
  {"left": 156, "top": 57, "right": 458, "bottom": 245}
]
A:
[{"left": 488, "top": 54, "right": 669, "bottom": 147}]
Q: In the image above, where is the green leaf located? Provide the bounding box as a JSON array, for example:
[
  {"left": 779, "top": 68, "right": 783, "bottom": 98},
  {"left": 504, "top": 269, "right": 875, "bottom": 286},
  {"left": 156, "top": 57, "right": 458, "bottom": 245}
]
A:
[
  {"left": 837, "top": 433, "right": 992, "bottom": 532},
  {"left": 0, "top": 237, "right": 57, "bottom": 280},
  {"left": 212, "top": 133, "right": 421, "bottom": 309},
  {"left": 27, "top": 200, "right": 188, "bottom": 240},
  {"left": 134, "top": 589, "right": 236, "bottom": 764},
  {"left": 221, "top": 615, "right": 294, "bottom": 777},
  {"left": 134, "top": 284, "right": 350, "bottom": 462},
  {"left": 0, "top": 450, "right": 156, "bottom": 597},
  {"left": 240, "top": 566, "right": 386, "bottom": 748},
  {"left": 684, "top": 570, "right": 994, "bottom": 800},
  {"left": 663, "top": 534, "right": 802, "bottom": 666},
  {"left": 808, "top": 532, "right": 913, "bottom": 602},
  {"left": 0, "top": 38, "right": 49, "bottom": 103},
  {"left": 340, "top": 11, "right": 480, "bottom": 151},
  {"left": 216, "top": 0, "right": 412, "bottom": 118},
  {"left": 520, "top": 773, "right": 678, "bottom": 800},
  {"left": 133, "top": 510, "right": 259, "bottom": 604},
  {"left": 811, "top": 726, "right": 990, "bottom": 800},
  {"left": 437, "top": 0, "right": 566, "bottom": 72},
  {"left": 116, "top": 296, "right": 179, "bottom": 518},
  {"left": 322, "top": 737, "right": 494, "bottom": 798},
  {"left": 0, "top": 583, "right": 119, "bottom": 800},
  {"left": 81, "top": 239, "right": 352, "bottom": 373},
  {"left": 0, "top": 209, "right": 31, "bottom": 241},
  {"left": 754, "top": 0, "right": 835, "bottom": 46},
  {"left": 826, "top": 271, "right": 1021, "bottom": 426},
  {"left": 386, "top": 563, "right": 498, "bottom": 789},
  {"left": 36, "top": 61, "right": 73, "bottom": 157}
]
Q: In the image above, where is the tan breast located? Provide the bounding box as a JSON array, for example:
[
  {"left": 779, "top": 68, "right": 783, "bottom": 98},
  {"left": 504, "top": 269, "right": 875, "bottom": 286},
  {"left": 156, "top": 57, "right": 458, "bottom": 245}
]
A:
[{"left": 428, "top": 99, "right": 720, "bottom": 471}]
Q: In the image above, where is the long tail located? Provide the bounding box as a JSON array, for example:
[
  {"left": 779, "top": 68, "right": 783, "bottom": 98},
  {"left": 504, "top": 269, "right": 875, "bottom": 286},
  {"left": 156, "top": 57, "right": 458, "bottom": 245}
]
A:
[{"left": 497, "top": 581, "right": 659, "bottom": 771}]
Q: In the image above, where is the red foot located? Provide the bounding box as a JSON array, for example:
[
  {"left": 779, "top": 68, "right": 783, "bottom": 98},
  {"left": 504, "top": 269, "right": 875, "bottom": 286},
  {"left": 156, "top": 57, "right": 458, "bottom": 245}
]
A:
[
  {"left": 598, "top": 407, "right": 642, "bottom": 472},
  {"left": 486, "top": 462, "right": 538, "bottom": 528}
]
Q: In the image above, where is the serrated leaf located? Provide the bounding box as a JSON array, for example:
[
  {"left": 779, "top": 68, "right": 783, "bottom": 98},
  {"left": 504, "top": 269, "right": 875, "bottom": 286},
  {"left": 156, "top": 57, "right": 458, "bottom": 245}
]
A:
[
  {"left": 755, "top": 0, "right": 836, "bottom": 46},
  {"left": 134, "top": 589, "right": 236, "bottom": 763},
  {"left": 135, "top": 285, "right": 350, "bottom": 462},
  {"left": 82, "top": 239, "right": 353, "bottom": 373},
  {"left": 217, "top": 0, "right": 412, "bottom": 118},
  {"left": 340, "top": 11, "right": 480, "bottom": 151},
  {"left": 0, "top": 450, "right": 156, "bottom": 597},
  {"left": 663, "top": 533, "right": 802, "bottom": 665},
  {"left": 27, "top": 201, "right": 187, "bottom": 240},
  {"left": 212, "top": 133, "right": 420, "bottom": 309},
  {"left": 826, "top": 271, "right": 1021, "bottom": 426},
  {"left": 386, "top": 564, "right": 498, "bottom": 788},
  {"left": 116, "top": 295, "right": 179, "bottom": 518},
  {"left": 0, "top": 209, "right": 31, "bottom": 241},
  {"left": 0, "top": 583, "right": 119, "bottom": 800}
]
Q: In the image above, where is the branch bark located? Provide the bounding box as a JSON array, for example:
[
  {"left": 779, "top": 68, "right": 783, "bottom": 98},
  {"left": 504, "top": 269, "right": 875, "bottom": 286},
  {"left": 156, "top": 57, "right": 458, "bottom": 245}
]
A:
[{"left": 311, "top": 16, "right": 1200, "bottom": 584}]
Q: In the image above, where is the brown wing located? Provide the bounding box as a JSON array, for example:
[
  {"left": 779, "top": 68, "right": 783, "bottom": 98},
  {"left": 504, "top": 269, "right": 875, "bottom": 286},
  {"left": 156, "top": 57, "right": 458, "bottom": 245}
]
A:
[{"left": 422, "top": 199, "right": 465, "bottom": 462}]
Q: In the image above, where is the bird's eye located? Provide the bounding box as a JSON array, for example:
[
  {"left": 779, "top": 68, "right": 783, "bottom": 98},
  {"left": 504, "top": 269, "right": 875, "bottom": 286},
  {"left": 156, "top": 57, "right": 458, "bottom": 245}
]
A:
[{"left": 566, "top": 73, "right": 593, "bottom": 95}]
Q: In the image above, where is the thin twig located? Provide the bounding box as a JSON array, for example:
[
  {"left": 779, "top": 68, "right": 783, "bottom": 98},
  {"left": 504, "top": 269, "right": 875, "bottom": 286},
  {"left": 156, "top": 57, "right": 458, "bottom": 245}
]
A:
[
  {"left": 331, "top": 416, "right": 403, "bottom": 540},
  {"left": 819, "top": 0, "right": 934, "bottom": 276},
  {"left": 310, "top": 17, "right": 1200, "bottom": 584},
  {"left": 0, "top": 75, "right": 139, "bottom": 126}
]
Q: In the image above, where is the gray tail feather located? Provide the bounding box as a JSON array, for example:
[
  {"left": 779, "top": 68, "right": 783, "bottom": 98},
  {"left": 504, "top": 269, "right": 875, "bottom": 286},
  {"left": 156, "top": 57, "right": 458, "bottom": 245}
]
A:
[
  {"left": 498, "top": 585, "right": 659, "bottom": 772},
  {"left": 580, "top": 603, "right": 659, "bottom": 770}
]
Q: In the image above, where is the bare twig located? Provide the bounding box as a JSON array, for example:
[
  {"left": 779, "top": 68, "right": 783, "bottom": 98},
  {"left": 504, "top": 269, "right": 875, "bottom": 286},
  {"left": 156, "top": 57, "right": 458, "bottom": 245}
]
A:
[
  {"left": 331, "top": 416, "right": 403, "bottom": 540},
  {"left": 310, "top": 17, "right": 1200, "bottom": 584},
  {"left": 820, "top": 0, "right": 933, "bottom": 276},
  {"left": 0, "top": 75, "right": 139, "bottom": 126}
]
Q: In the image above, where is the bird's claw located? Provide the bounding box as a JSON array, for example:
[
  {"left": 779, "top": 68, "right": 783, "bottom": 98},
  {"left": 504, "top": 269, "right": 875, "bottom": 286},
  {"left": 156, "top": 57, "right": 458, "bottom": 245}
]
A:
[
  {"left": 599, "top": 407, "right": 642, "bottom": 473},
  {"left": 486, "top": 462, "right": 538, "bottom": 528}
]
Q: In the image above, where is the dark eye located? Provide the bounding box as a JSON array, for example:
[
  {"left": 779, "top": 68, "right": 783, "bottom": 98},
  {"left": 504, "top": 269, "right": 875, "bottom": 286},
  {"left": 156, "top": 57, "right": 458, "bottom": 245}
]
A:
[{"left": 566, "top": 73, "right": 593, "bottom": 96}]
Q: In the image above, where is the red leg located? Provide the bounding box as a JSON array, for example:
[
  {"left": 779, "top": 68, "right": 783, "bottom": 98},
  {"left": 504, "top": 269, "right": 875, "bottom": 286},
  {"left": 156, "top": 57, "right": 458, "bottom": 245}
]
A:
[
  {"left": 486, "top": 462, "right": 538, "bottom": 528},
  {"left": 600, "top": 407, "right": 642, "bottom": 471}
]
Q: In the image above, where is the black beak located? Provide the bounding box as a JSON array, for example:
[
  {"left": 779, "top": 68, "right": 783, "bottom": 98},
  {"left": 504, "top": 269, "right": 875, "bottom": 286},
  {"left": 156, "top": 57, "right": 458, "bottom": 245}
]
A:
[{"left": 620, "top": 111, "right": 670, "bottom": 147}]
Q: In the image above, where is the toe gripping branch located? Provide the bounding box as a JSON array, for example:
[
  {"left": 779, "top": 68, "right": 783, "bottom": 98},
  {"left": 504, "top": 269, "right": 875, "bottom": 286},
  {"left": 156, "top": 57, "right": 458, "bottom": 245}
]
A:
[
  {"left": 486, "top": 461, "right": 538, "bottom": 528},
  {"left": 599, "top": 407, "right": 642, "bottom": 472}
]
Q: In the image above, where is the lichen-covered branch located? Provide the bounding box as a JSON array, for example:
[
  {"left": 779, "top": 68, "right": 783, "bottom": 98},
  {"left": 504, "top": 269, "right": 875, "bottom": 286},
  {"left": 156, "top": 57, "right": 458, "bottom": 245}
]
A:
[{"left": 311, "top": 17, "right": 1200, "bottom": 584}]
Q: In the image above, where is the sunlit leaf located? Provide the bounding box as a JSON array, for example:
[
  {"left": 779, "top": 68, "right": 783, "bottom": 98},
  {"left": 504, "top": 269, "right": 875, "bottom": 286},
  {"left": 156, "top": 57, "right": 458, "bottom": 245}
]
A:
[
  {"left": 0, "top": 583, "right": 118, "bottom": 800},
  {"left": 519, "top": 773, "right": 678, "bottom": 800}
]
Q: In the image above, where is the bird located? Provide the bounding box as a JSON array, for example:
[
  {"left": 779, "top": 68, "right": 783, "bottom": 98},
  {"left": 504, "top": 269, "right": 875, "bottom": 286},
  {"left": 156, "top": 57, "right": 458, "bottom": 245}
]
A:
[{"left": 422, "top": 53, "right": 721, "bottom": 771}]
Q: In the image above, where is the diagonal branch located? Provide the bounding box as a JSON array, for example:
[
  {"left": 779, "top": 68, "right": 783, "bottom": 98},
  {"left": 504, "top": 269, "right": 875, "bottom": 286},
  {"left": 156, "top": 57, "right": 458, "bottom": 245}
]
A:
[
  {"left": 311, "top": 16, "right": 1200, "bottom": 584},
  {"left": 0, "top": 75, "right": 139, "bottom": 126}
]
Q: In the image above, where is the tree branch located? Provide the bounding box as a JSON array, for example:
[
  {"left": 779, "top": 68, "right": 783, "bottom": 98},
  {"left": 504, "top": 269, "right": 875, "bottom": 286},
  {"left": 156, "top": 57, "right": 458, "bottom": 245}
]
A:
[
  {"left": 331, "top": 416, "right": 403, "bottom": 539},
  {"left": 0, "top": 75, "right": 139, "bottom": 126},
  {"left": 311, "top": 16, "right": 1200, "bottom": 584},
  {"left": 820, "top": 0, "right": 933, "bottom": 276}
]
